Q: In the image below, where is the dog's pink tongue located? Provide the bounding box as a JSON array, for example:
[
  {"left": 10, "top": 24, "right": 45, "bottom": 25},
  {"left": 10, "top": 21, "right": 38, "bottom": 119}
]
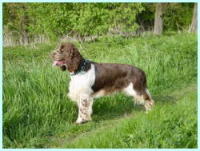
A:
[{"left": 53, "top": 60, "right": 64, "bottom": 66}]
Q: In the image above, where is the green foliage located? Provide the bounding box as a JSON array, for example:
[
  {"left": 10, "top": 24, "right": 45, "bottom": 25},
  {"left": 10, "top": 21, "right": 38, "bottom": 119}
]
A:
[
  {"left": 3, "top": 33, "right": 197, "bottom": 148},
  {"left": 4, "top": 3, "right": 194, "bottom": 42},
  {"left": 163, "top": 3, "right": 194, "bottom": 31},
  {"left": 137, "top": 3, "right": 155, "bottom": 30},
  {"left": 3, "top": 3, "right": 144, "bottom": 39},
  {"left": 137, "top": 3, "right": 194, "bottom": 32}
]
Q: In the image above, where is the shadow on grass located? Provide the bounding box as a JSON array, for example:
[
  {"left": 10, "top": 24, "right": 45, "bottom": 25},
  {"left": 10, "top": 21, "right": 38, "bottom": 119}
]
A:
[
  {"left": 91, "top": 94, "right": 177, "bottom": 122},
  {"left": 92, "top": 95, "right": 134, "bottom": 122},
  {"left": 153, "top": 95, "right": 177, "bottom": 104}
]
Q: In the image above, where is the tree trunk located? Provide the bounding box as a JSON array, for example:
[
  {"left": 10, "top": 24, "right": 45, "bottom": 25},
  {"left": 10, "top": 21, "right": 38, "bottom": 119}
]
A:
[
  {"left": 154, "top": 3, "right": 164, "bottom": 35},
  {"left": 188, "top": 3, "right": 197, "bottom": 33},
  {"left": 20, "top": 5, "right": 29, "bottom": 45}
]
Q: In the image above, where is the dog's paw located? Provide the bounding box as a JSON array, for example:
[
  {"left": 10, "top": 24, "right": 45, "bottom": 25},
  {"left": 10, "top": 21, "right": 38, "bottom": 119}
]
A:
[
  {"left": 75, "top": 118, "right": 91, "bottom": 124},
  {"left": 75, "top": 118, "right": 83, "bottom": 124},
  {"left": 144, "top": 100, "right": 154, "bottom": 112}
]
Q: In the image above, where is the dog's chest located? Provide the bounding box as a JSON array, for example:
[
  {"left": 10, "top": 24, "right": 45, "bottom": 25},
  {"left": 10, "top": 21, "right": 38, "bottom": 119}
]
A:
[{"left": 68, "top": 64, "right": 95, "bottom": 101}]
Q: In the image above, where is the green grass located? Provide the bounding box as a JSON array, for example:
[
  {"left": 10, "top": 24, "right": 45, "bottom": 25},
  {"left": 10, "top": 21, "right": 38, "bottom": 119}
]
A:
[
  {"left": 49, "top": 84, "right": 197, "bottom": 148},
  {"left": 3, "top": 33, "right": 197, "bottom": 148}
]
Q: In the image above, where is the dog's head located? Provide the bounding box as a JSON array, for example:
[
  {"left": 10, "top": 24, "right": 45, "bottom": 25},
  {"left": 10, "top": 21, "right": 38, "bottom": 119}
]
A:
[{"left": 51, "top": 42, "right": 83, "bottom": 72}]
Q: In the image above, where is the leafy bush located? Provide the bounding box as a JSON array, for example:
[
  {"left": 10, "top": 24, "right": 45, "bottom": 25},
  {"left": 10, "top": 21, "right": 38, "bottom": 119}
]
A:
[
  {"left": 3, "top": 3, "right": 194, "bottom": 44},
  {"left": 3, "top": 3, "right": 144, "bottom": 39}
]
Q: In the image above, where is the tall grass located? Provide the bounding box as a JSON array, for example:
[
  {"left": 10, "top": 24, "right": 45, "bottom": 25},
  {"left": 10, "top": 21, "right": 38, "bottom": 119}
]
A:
[
  {"left": 3, "top": 33, "right": 197, "bottom": 148},
  {"left": 62, "top": 85, "right": 197, "bottom": 148}
]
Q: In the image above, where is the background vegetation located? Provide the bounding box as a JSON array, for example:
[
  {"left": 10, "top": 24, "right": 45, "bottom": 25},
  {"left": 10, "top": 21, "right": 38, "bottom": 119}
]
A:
[
  {"left": 3, "top": 2, "right": 197, "bottom": 148},
  {"left": 3, "top": 3, "right": 196, "bottom": 46}
]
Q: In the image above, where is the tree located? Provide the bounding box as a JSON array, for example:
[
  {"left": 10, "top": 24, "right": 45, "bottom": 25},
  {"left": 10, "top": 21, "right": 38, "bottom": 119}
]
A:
[
  {"left": 188, "top": 3, "right": 197, "bottom": 33},
  {"left": 153, "top": 3, "right": 165, "bottom": 35}
]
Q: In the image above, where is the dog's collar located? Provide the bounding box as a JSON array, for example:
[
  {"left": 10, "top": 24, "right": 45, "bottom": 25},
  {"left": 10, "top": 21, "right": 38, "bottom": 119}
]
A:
[{"left": 70, "top": 59, "right": 91, "bottom": 76}]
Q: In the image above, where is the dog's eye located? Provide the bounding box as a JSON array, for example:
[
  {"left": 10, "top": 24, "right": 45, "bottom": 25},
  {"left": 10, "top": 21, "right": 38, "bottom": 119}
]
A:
[{"left": 59, "top": 45, "right": 65, "bottom": 52}]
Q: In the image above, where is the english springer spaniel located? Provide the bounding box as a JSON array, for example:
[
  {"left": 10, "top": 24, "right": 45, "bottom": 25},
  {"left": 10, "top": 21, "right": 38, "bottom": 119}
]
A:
[{"left": 52, "top": 42, "right": 154, "bottom": 124}]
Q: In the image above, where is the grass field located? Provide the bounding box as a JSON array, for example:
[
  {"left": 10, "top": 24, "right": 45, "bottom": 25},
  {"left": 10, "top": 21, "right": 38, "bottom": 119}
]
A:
[{"left": 3, "top": 33, "right": 197, "bottom": 148}]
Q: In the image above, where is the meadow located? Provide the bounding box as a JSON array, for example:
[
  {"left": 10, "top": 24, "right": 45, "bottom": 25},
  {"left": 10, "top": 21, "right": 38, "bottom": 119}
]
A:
[{"left": 3, "top": 33, "right": 197, "bottom": 148}]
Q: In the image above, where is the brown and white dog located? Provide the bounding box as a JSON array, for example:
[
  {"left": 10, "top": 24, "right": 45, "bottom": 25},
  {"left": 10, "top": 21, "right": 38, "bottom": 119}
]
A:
[{"left": 52, "top": 42, "right": 154, "bottom": 124}]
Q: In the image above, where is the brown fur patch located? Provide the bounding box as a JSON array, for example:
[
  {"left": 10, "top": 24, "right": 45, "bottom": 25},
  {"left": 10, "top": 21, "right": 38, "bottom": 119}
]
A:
[{"left": 91, "top": 63, "right": 147, "bottom": 96}]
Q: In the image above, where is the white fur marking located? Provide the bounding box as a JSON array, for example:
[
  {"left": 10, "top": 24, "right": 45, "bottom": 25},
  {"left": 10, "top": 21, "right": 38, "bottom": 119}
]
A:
[
  {"left": 123, "top": 83, "right": 145, "bottom": 104},
  {"left": 92, "top": 90, "right": 106, "bottom": 98},
  {"left": 68, "top": 64, "right": 95, "bottom": 102},
  {"left": 123, "top": 83, "right": 137, "bottom": 96}
]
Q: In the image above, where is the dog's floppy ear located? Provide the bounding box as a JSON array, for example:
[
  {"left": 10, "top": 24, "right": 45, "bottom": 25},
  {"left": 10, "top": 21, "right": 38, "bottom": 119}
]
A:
[
  {"left": 71, "top": 46, "right": 79, "bottom": 58},
  {"left": 66, "top": 44, "right": 83, "bottom": 72},
  {"left": 69, "top": 47, "right": 75, "bottom": 58},
  {"left": 67, "top": 43, "right": 79, "bottom": 58},
  {"left": 59, "top": 42, "right": 77, "bottom": 58}
]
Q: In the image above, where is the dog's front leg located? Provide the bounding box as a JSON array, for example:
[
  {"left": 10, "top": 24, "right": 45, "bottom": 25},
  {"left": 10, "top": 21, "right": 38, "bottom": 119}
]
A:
[{"left": 76, "top": 94, "right": 93, "bottom": 124}]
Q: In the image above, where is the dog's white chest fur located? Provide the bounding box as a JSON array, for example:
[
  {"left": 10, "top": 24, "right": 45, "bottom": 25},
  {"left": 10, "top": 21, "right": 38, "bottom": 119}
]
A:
[{"left": 68, "top": 64, "right": 95, "bottom": 102}]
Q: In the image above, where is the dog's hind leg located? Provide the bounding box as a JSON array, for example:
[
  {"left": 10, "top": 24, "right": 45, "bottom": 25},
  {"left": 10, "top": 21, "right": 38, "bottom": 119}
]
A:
[
  {"left": 124, "top": 83, "right": 154, "bottom": 111},
  {"left": 143, "top": 89, "right": 154, "bottom": 111},
  {"left": 76, "top": 94, "right": 93, "bottom": 124}
]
